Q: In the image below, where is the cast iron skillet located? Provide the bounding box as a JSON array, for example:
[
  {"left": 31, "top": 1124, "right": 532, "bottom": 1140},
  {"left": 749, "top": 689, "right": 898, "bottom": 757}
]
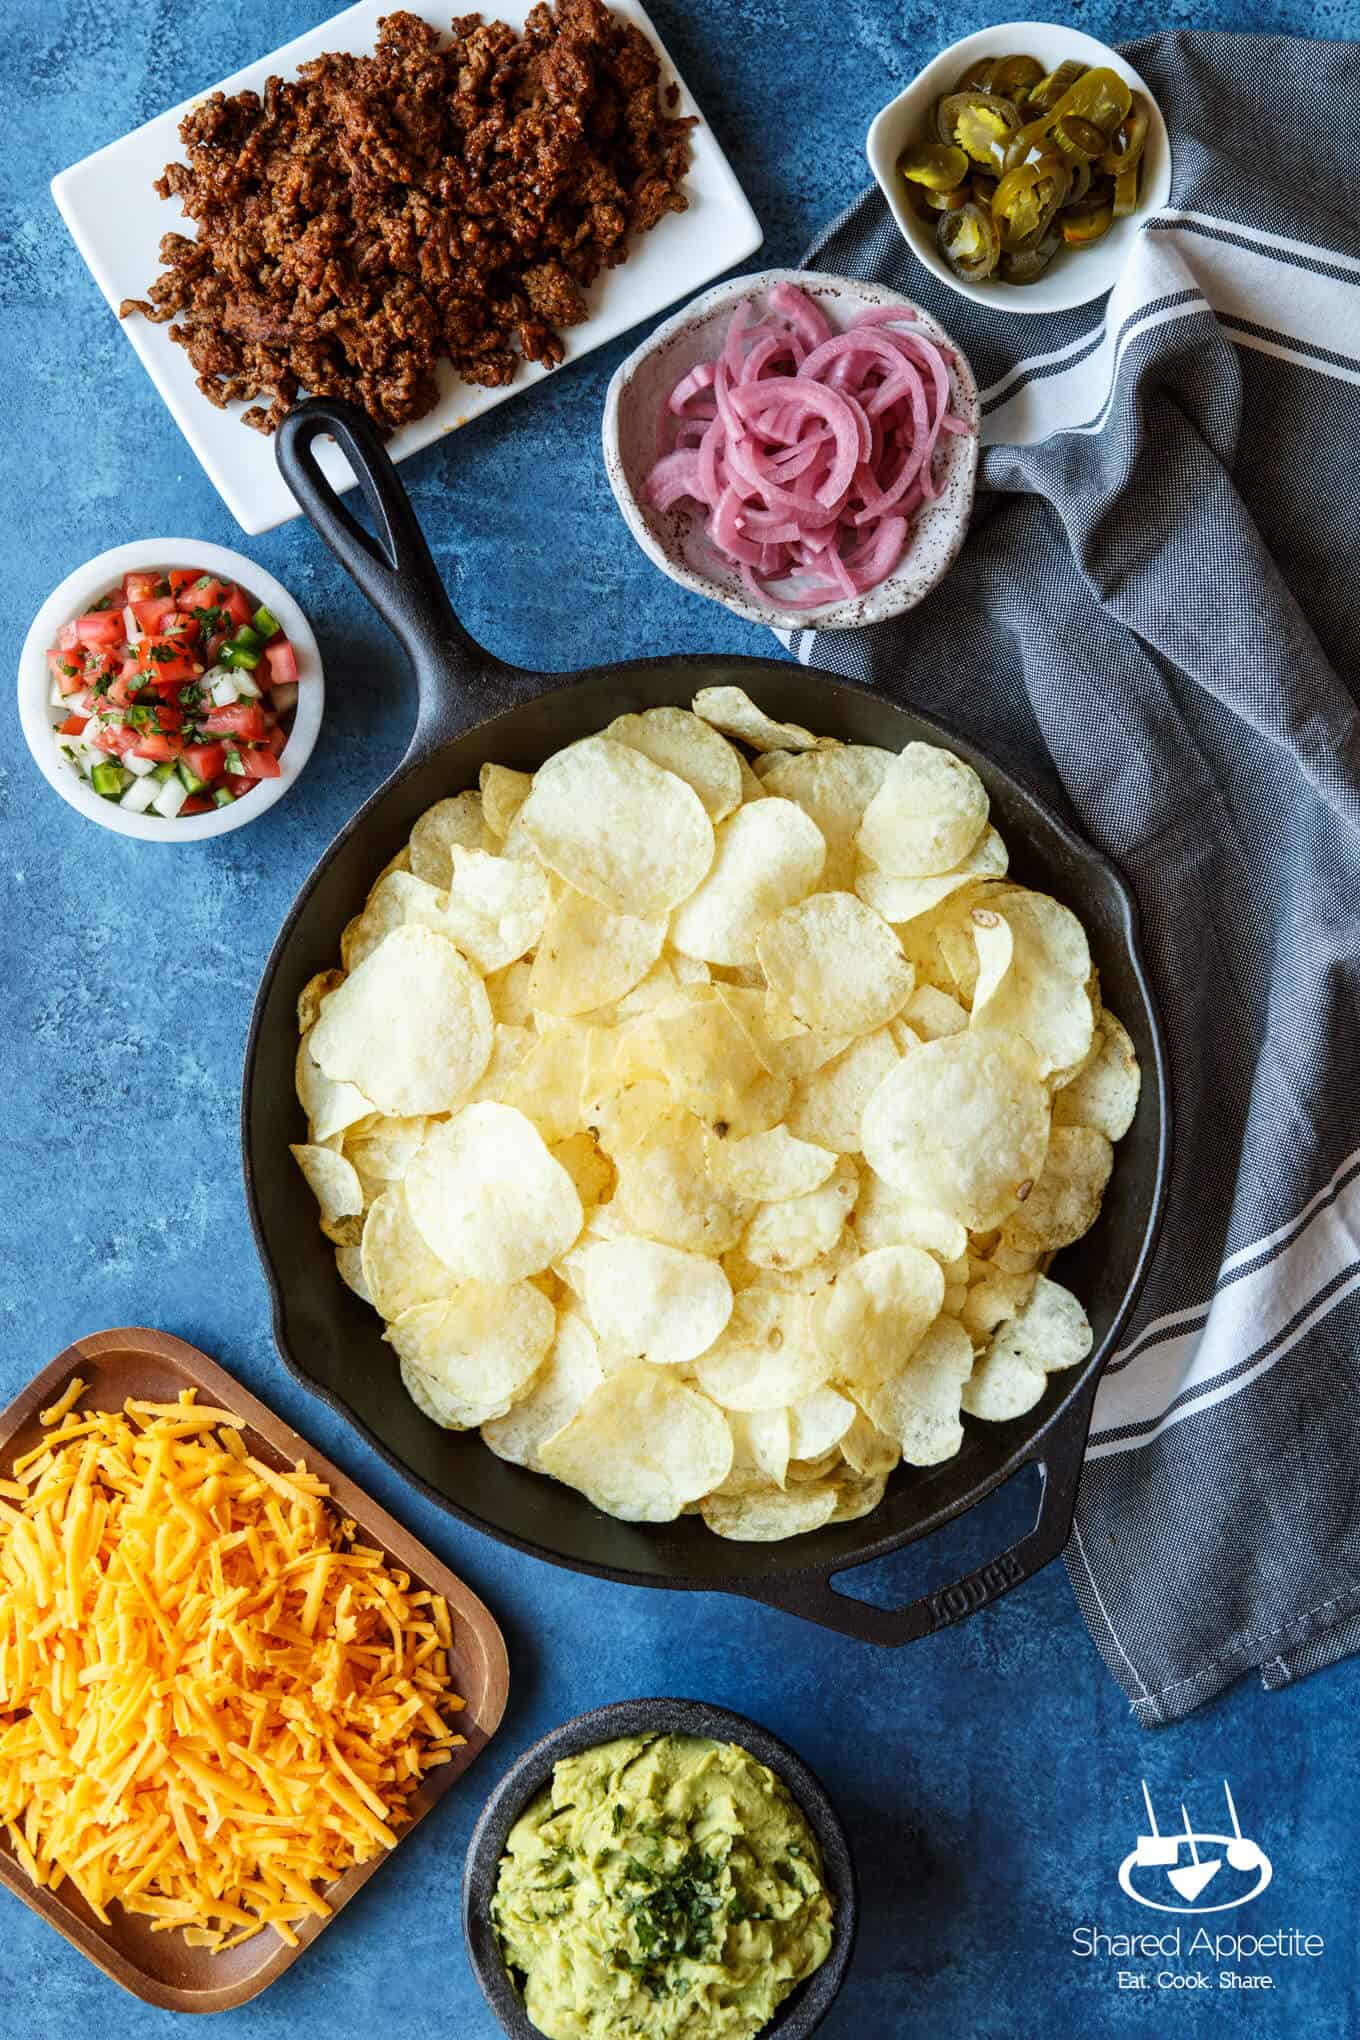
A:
[{"left": 243, "top": 397, "right": 1170, "bottom": 1648}]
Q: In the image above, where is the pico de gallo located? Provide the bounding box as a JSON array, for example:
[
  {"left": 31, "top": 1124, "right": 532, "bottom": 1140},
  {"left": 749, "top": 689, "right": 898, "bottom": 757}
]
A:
[{"left": 47, "top": 566, "right": 302, "bottom": 818}]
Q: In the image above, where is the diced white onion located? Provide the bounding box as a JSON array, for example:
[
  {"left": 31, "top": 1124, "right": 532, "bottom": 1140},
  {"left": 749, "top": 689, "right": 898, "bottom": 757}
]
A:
[
  {"left": 270, "top": 681, "right": 299, "bottom": 715},
  {"left": 120, "top": 774, "right": 161, "bottom": 814},
  {"left": 152, "top": 775, "right": 188, "bottom": 819},
  {"left": 210, "top": 673, "right": 240, "bottom": 707}
]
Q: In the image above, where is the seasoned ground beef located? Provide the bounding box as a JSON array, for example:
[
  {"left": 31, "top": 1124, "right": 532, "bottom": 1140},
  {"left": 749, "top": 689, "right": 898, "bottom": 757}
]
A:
[{"left": 120, "top": 2, "right": 695, "bottom": 433}]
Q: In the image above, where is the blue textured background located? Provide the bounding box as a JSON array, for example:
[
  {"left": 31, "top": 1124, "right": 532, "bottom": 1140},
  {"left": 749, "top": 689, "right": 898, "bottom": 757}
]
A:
[{"left": 3, "top": 1, "right": 1358, "bottom": 2034}]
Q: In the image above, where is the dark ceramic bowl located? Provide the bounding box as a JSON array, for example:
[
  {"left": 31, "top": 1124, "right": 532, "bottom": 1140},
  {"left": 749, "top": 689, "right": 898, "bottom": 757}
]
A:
[{"left": 462, "top": 1699, "right": 858, "bottom": 2040}]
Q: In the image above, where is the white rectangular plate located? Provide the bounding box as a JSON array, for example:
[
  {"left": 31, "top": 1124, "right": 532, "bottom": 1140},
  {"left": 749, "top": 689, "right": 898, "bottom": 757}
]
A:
[{"left": 52, "top": 0, "right": 761, "bottom": 535}]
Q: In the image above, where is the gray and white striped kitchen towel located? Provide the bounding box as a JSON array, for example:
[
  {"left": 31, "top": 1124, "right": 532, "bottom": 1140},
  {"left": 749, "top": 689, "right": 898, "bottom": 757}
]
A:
[{"left": 786, "top": 32, "right": 1360, "bottom": 1724}]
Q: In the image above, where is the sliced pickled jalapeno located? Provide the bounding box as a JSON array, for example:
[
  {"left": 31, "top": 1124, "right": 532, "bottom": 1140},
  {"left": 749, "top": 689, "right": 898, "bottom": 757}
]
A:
[
  {"left": 937, "top": 91, "right": 1021, "bottom": 171},
  {"left": 992, "top": 152, "right": 1071, "bottom": 249},
  {"left": 939, "top": 201, "right": 1002, "bottom": 281},
  {"left": 1101, "top": 93, "right": 1150, "bottom": 174},
  {"left": 1061, "top": 192, "right": 1114, "bottom": 246},
  {"left": 906, "top": 47, "right": 1149, "bottom": 284},
  {"left": 1027, "top": 59, "right": 1087, "bottom": 113},
  {"left": 897, "top": 141, "right": 969, "bottom": 192},
  {"left": 988, "top": 54, "right": 1044, "bottom": 102}
]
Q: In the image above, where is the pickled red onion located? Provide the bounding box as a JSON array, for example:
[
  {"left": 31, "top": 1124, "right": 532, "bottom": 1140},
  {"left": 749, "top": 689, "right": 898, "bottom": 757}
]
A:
[{"left": 644, "top": 284, "right": 969, "bottom": 607}]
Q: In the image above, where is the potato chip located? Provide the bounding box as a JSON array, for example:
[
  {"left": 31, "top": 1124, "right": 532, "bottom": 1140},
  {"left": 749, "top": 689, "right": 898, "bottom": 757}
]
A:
[
  {"left": 756, "top": 892, "right": 913, "bottom": 1037},
  {"left": 724, "top": 1407, "right": 792, "bottom": 1490},
  {"left": 840, "top": 1409, "right": 901, "bottom": 1479},
  {"left": 742, "top": 1155, "right": 858, "bottom": 1273},
  {"left": 623, "top": 988, "right": 791, "bottom": 1137},
  {"left": 861, "top": 1032, "right": 1051, "bottom": 1231},
  {"left": 549, "top": 1130, "right": 616, "bottom": 1209},
  {"left": 291, "top": 1143, "right": 365, "bottom": 1245},
  {"left": 671, "top": 800, "right": 825, "bottom": 965},
  {"left": 405, "top": 1102, "right": 582, "bottom": 1283},
  {"left": 969, "top": 890, "right": 1095, "bottom": 1081},
  {"left": 854, "top": 826, "right": 1007, "bottom": 923},
  {"left": 962, "top": 1275, "right": 1093, "bottom": 1422},
  {"left": 468, "top": 1023, "right": 534, "bottom": 1105},
  {"left": 817, "top": 1243, "right": 945, "bottom": 1396},
  {"left": 700, "top": 1481, "right": 838, "bottom": 1541},
  {"left": 479, "top": 763, "right": 533, "bottom": 839},
  {"left": 605, "top": 706, "right": 743, "bottom": 823},
  {"left": 578, "top": 1236, "right": 733, "bottom": 1366},
  {"left": 737, "top": 756, "right": 767, "bottom": 802},
  {"left": 361, "top": 1185, "right": 459, "bottom": 1321},
  {"left": 538, "top": 1363, "right": 733, "bottom": 1521},
  {"left": 705, "top": 1125, "right": 836, "bottom": 1202},
  {"left": 409, "top": 792, "right": 491, "bottom": 886},
  {"left": 860, "top": 1316, "right": 973, "bottom": 1465},
  {"left": 715, "top": 985, "right": 850, "bottom": 1083},
  {"left": 903, "top": 983, "right": 968, "bottom": 1039},
  {"left": 298, "top": 969, "right": 344, "bottom": 1035},
  {"left": 960, "top": 1271, "right": 1038, "bottom": 1342},
  {"left": 334, "top": 1243, "right": 372, "bottom": 1304},
  {"left": 758, "top": 746, "right": 894, "bottom": 890},
  {"left": 787, "top": 1387, "right": 856, "bottom": 1460},
  {"left": 481, "top": 1311, "right": 603, "bottom": 1471},
  {"left": 829, "top": 1469, "right": 890, "bottom": 1522},
  {"left": 485, "top": 958, "right": 534, "bottom": 1027},
  {"left": 311, "top": 926, "right": 493, "bottom": 1116},
  {"left": 851, "top": 1173, "right": 969, "bottom": 1262},
  {"left": 1052, "top": 1007, "right": 1141, "bottom": 1140},
  {"left": 968, "top": 907, "right": 1014, "bottom": 1015},
  {"left": 295, "top": 1035, "right": 373, "bottom": 1144},
  {"left": 527, "top": 885, "right": 666, "bottom": 1017},
  {"left": 612, "top": 1114, "right": 750, "bottom": 1255},
  {"left": 389, "top": 1279, "right": 554, "bottom": 1429},
  {"left": 1002, "top": 1124, "right": 1113, "bottom": 1254},
  {"left": 497, "top": 1019, "right": 594, "bottom": 1142},
  {"left": 788, "top": 1028, "right": 902, "bottom": 1153},
  {"left": 520, "top": 737, "right": 714, "bottom": 916},
  {"left": 341, "top": 870, "right": 451, "bottom": 973},
  {"left": 344, "top": 1115, "right": 429, "bottom": 1203},
  {"left": 856, "top": 742, "right": 990, "bottom": 878},
  {"left": 435, "top": 847, "right": 549, "bottom": 972},
  {"left": 690, "top": 686, "right": 828, "bottom": 754},
  {"left": 692, "top": 1285, "right": 831, "bottom": 1410}
]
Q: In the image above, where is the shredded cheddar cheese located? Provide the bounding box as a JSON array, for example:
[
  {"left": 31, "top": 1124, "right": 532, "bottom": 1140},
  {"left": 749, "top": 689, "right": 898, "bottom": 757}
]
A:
[{"left": 0, "top": 1386, "right": 466, "bottom": 1949}]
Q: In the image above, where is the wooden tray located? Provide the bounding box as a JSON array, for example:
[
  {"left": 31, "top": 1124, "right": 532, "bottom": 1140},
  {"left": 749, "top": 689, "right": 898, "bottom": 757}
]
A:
[{"left": 0, "top": 1328, "right": 510, "bottom": 2013}]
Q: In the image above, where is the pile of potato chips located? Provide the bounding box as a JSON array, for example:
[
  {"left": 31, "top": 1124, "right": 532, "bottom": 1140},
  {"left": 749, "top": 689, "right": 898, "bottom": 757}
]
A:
[{"left": 291, "top": 687, "right": 1139, "bottom": 1541}]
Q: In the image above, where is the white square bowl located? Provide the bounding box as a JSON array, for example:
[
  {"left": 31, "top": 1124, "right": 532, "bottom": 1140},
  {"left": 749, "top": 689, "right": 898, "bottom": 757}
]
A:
[
  {"left": 866, "top": 21, "right": 1172, "bottom": 316},
  {"left": 52, "top": 0, "right": 761, "bottom": 535}
]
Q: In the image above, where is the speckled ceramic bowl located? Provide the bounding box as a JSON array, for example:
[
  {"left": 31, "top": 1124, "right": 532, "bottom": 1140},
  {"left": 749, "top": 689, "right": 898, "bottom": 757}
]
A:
[
  {"left": 602, "top": 269, "right": 979, "bottom": 633},
  {"left": 463, "top": 1698, "right": 857, "bottom": 2040}
]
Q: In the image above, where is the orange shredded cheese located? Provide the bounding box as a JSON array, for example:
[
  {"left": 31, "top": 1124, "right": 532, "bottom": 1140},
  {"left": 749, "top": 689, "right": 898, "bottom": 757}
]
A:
[{"left": 0, "top": 1389, "right": 466, "bottom": 1949}]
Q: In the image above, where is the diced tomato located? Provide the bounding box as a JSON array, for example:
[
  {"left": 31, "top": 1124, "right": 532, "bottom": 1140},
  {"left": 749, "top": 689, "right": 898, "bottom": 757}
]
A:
[
  {"left": 82, "top": 647, "right": 122, "bottom": 689},
  {"left": 180, "top": 795, "right": 213, "bottom": 815},
  {"left": 91, "top": 719, "right": 141, "bottom": 757},
  {"left": 205, "top": 629, "right": 231, "bottom": 665},
  {"left": 183, "top": 743, "right": 225, "bottom": 782},
  {"left": 179, "top": 575, "right": 229, "bottom": 614},
  {"left": 75, "top": 610, "right": 125, "bottom": 647},
  {"left": 266, "top": 722, "right": 287, "bottom": 756},
  {"left": 123, "top": 571, "right": 159, "bottom": 603},
  {"left": 203, "top": 701, "right": 267, "bottom": 741},
  {"left": 107, "top": 669, "right": 139, "bottom": 709},
  {"left": 136, "top": 635, "right": 201, "bottom": 685},
  {"left": 153, "top": 704, "right": 185, "bottom": 731},
  {"left": 58, "top": 713, "right": 88, "bottom": 736},
  {"left": 162, "top": 612, "right": 200, "bottom": 641},
  {"left": 57, "top": 618, "right": 79, "bottom": 651},
  {"left": 238, "top": 744, "right": 282, "bottom": 779},
  {"left": 132, "top": 730, "right": 184, "bottom": 763},
  {"left": 168, "top": 569, "right": 203, "bottom": 596},
  {"left": 47, "top": 648, "right": 85, "bottom": 694},
  {"left": 231, "top": 779, "right": 258, "bottom": 798},
  {"left": 264, "top": 639, "right": 298, "bottom": 687},
  {"left": 222, "top": 583, "right": 253, "bottom": 629},
  {"left": 132, "top": 595, "right": 179, "bottom": 635}
]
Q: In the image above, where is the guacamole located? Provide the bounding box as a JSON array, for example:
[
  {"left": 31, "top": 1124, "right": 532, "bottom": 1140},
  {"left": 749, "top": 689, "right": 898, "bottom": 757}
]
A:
[{"left": 491, "top": 1733, "right": 835, "bottom": 2040}]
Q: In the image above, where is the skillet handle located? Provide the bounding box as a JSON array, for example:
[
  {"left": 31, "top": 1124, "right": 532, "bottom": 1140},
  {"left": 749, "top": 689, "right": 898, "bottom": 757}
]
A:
[
  {"left": 275, "top": 397, "right": 517, "bottom": 753},
  {"left": 732, "top": 1380, "right": 1098, "bottom": 1647}
]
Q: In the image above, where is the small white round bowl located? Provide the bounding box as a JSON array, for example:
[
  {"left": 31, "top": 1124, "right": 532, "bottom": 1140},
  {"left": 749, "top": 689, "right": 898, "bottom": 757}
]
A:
[
  {"left": 866, "top": 22, "right": 1172, "bottom": 316},
  {"left": 18, "top": 538, "right": 324, "bottom": 842},
  {"left": 602, "top": 268, "right": 979, "bottom": 633}
]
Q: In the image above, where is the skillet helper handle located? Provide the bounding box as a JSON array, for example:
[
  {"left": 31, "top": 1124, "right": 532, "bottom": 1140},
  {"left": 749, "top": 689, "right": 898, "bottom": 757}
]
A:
[
  {"left": 737, "top": 1380, "right": 1098, "bottom": 1647},
  {"left": 275, "top": 397, "right": 508, "bottom": 748}
]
